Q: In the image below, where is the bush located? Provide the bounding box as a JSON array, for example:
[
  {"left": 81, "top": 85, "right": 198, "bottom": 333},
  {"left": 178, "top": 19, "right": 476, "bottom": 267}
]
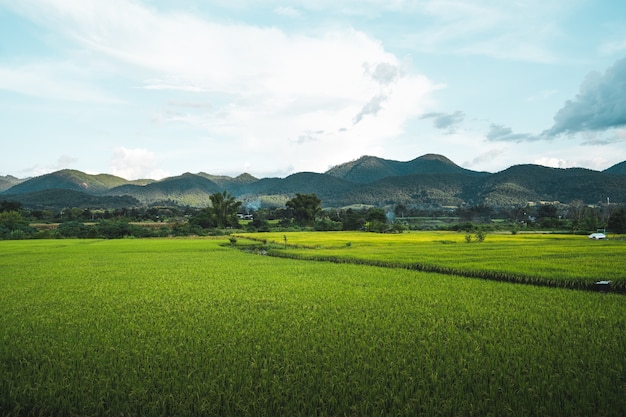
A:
[
  {"left": 57, "top": 221, "right": 91, "bottom": 238},
  {"left": 314, "top": 219, "right": 343, "bottom": 231}
]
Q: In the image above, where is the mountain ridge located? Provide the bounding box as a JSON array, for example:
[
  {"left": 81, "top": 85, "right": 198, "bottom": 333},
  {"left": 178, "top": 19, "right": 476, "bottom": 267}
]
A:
[{"left": 2, "top": 154, "right": 626, "bottom": 209}]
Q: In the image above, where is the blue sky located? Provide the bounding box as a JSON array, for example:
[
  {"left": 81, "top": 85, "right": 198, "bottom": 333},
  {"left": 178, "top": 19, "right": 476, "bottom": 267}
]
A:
[{"left": 1, "top": 0, "right": 626, "bottom": 179}]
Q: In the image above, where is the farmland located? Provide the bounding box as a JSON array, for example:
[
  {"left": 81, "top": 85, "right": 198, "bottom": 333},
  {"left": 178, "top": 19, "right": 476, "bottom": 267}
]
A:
[
  {"left": 237, "top": 231, "right": 626, "bottom": 291},
  {"left": 0, "top": 237, "right": 625, "bottom": 416}
]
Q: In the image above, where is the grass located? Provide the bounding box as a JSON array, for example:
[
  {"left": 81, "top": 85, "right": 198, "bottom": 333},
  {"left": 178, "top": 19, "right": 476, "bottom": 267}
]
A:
[
  {"left": 0, "top": 238, "right": 625, "bottom": 416},
  {"left": 236, "top": 231, "right": 626, "bottom": 291}
]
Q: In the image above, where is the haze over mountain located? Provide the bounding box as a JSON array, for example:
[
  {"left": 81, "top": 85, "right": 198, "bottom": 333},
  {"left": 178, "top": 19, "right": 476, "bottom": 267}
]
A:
[{"left": 2, "top": 154, "right": 625, "bottom": 210}]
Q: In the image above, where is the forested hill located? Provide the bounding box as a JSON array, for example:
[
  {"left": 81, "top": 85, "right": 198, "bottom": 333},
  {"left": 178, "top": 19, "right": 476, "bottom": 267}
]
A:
[
  {"left": 2, "top": 154, "right": 626, "bottom": 209},
  {"left": 324, "top": 154, "right": 487, "bottom": 183},
  {"left": 604, "top": 160, "right": 626, "bottom": 175}
]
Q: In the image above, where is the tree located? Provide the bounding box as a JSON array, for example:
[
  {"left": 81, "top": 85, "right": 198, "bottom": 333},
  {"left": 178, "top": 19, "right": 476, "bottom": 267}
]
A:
[
  {"left": 0, "top": 201, "right": 21, "bottom": 213},
  {"left": 341, "top": 208, "right": 366, "bottom": 231},
  {"left": 366, "top": 208, "right": 387, "bottom": 224},
  {"left": 608, "top": 207, "right": 626, "bottom": 234},
  {"left": 394, "top": 203, "right": 408, "bottom": 218},
  {"left": 285, "top": 193, "right": 321, "bottom": 226},
  {"left": 210, "top": 191, "right": 242, "bottom": 228},
  {"left": 247, "top": 213, "right": 270, "bottom": 232},
  {"left": 189, "top": 191, "right": 242, "bottom": 229}
]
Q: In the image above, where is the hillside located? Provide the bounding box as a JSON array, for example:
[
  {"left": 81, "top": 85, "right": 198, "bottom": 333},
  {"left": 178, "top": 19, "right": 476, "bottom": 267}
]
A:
[
  {"left": 3, "top": 169, "right": 148, "bottom": 195},
  {"left": 197, "top": 172, "right": 258, "bottom": 189},
  {"left": 605, "top": 160, "right": 626, "bottom": 175},
  {"left": 0, "top": 175, "right": 26, "bottom": 192},
  {"left": 3, "top": 189, "right": 139, "bottom": 211},
  {"left": 2, "top": 154, "right": 626, "bottom": 209},
  {"left": 478, "top": 165, "right": 626, "bottom": 205},
  {"left": 107, "top": 173, "right": 222, "bottom": 206},
  {"left": 325, "top": 153, "right": 486, "bottom": 183}
]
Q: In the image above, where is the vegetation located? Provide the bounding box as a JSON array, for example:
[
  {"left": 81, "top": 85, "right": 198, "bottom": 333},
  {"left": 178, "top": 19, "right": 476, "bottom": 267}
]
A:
[
  {"left": 2, "top": 154, "right": 626, "bottom": 208},
  {"left": 608, "top": 207, "right": 626, "bottom": 233},
  {"left": 285, "top": 193, "right": 321, "bottom": 226},
  {"left": 0, "top": 238, "right": 624, "bottom": 416},
  {"left": 236, "top": 231, "right": 626, "bottom": 292},
  {"left": 191, "top": 191, "right": 242, "bottom": 229},
  {"left": 0, "top": 189, "right": 624, "bottom": 240}
]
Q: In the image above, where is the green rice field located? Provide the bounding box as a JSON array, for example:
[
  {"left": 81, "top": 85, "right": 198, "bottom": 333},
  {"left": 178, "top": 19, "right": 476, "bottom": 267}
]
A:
[
  {"left": 238, "top": 231, "right": 626, "bottom": 291},
  {"left": 0, "top": 236, "right": 625, "bottom": 416}
]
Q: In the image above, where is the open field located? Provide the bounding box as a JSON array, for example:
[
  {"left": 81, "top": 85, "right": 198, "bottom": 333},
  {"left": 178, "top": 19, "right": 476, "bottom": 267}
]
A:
[
  {"left": 1, "top": 238, "right": 625, "bottom": 416},
  {"left": 236, "top": 231, "right": 626, "bottom": 292}
]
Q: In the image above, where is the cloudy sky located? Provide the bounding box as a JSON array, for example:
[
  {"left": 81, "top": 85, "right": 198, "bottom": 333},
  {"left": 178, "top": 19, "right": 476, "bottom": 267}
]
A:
[{"left": 1, "top": 0, "right": 626, "bottom": 180}]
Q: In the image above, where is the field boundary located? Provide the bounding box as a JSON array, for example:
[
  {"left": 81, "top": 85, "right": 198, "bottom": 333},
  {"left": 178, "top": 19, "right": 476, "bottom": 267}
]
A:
[{"left": 233, "top": 236, "right": 624, "bottom": 294}]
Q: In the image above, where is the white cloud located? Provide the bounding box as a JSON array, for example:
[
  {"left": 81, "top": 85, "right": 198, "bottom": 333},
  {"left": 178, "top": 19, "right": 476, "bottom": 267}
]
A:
[
  {"left": 393, "top": 0, "right": 570, "bottom": 63},
  {"left": 599, "top": 38, "right": 626, "bottom": 56},
  {"left": 534, "top": 157, "right": 576, "bottom": 169},
  {"left": 31, "top": 155, "right": 80, "bottom": 176},
  {"left": 4, "top": 0, "right": 439, "bottom": 176},
  {"left": 110, "top": 147, "right": 169, "bottom": 180},
  {"left": 0, "top": 62, "right": 122, "bottom": 103},
  {"left": 274, "top": 6, "right": 301, "bottom": 18},
  {"left": 463, "top": 148, "right": 505, "bottom": 169}
]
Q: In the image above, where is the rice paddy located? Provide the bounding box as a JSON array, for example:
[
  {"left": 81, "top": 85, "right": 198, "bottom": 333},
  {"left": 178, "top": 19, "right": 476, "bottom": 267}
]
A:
[
  {"left": 0, "top": 236, "right": 625, "bottom": 416},
  {"left": 237, "top": 231, "right": 626, "bottom": 291}
]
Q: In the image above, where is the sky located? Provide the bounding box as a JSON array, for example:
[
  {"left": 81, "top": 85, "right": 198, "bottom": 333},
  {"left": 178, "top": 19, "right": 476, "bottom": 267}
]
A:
[{"left": 1, "top": 0, "right": 626, "bottom": 180}]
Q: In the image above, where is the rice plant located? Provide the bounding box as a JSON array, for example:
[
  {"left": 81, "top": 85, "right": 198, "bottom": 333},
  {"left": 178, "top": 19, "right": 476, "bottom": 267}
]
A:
[
  {"left": 238, "top": 231, "right": 626, "bottom": 291},
  {"left": 0, "top": 238, "right": 624, "bottom": 416}
]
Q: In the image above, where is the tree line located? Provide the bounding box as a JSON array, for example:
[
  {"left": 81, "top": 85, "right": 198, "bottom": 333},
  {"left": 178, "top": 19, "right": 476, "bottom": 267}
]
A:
[{"left": 1, "top": 194, "right": 626, "bottom": 240}]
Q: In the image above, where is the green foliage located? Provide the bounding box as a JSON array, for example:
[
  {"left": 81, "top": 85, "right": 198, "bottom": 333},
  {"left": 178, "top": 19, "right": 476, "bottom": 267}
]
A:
[
  {"left": 365, "top": 207, "right": 387, "bottom": 223},
  {"left": 285, "top": 193, "right": 321, "bottom": 226},
  {"left": 247, "top": 214, "right": 271, "bottom": 232},
  {"left": 0, "top": 200, "right": 22, "bottom": 212},
  {"left": 190, "top": 191, "right": 241, "bottom": 229},
  {"left": 341, "top": 208, "right": 366, "bottom": 231},
  {"left": 210, "top": 191, "right": 242, "bottom": 228},
  {"left": 365, "top": 220, "right": 388, "bottom": 233},
  {"left": 314, "top": 218, "right": 342, "bottom": 231},
  {"left": 0, "top": 239, "right": 624, "bottom": 416},
  {"left": 57, "top": 221, "right": 91, "bottom": 238},
  {"left": 0, "top": 211, "right": 36, "bottom": 239},
  {"left": 608, "top": 207, "right": 626, "bottom": 234}
]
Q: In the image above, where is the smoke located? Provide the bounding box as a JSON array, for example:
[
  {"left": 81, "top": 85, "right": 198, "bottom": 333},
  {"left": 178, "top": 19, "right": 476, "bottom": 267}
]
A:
[{"left": 245, "top": 199, "right": 261, "bottom": 214}]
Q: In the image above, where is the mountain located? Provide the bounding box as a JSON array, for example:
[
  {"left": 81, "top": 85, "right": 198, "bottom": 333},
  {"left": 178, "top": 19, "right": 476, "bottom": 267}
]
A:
[
  {"left": 477, "top": 165, "right": 626, "bottom": 204},
  {"left": 107, "top": 173, "right": 222, "bottom": 206},
  {"left": 325, "top": 154, "right": 486, "bottom": 183},
  {"left": 196, "top": 172, "right": 258, "bottom": 190},
  {"left": 2, "top": 154, "right": 626, "bottom": 209},
  {"left": 0, "top": 175, "right": 26, "bottom": 192},
  {"left": 3, "top": 169, "right": 149, "bottom": 195},
  {"left": 605, "top": 161, "right": 626, "bottom": 175}
]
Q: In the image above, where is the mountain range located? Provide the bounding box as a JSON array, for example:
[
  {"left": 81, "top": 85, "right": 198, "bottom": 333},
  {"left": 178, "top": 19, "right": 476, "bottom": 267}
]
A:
[{"left": 2, "top": 154, "right": 626, "bottom": 210}]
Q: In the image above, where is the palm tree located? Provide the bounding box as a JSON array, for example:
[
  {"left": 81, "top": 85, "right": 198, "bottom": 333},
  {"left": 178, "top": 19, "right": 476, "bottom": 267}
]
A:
[{"left": 209, "top": 191, "right": 242, "bottom": 228}]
